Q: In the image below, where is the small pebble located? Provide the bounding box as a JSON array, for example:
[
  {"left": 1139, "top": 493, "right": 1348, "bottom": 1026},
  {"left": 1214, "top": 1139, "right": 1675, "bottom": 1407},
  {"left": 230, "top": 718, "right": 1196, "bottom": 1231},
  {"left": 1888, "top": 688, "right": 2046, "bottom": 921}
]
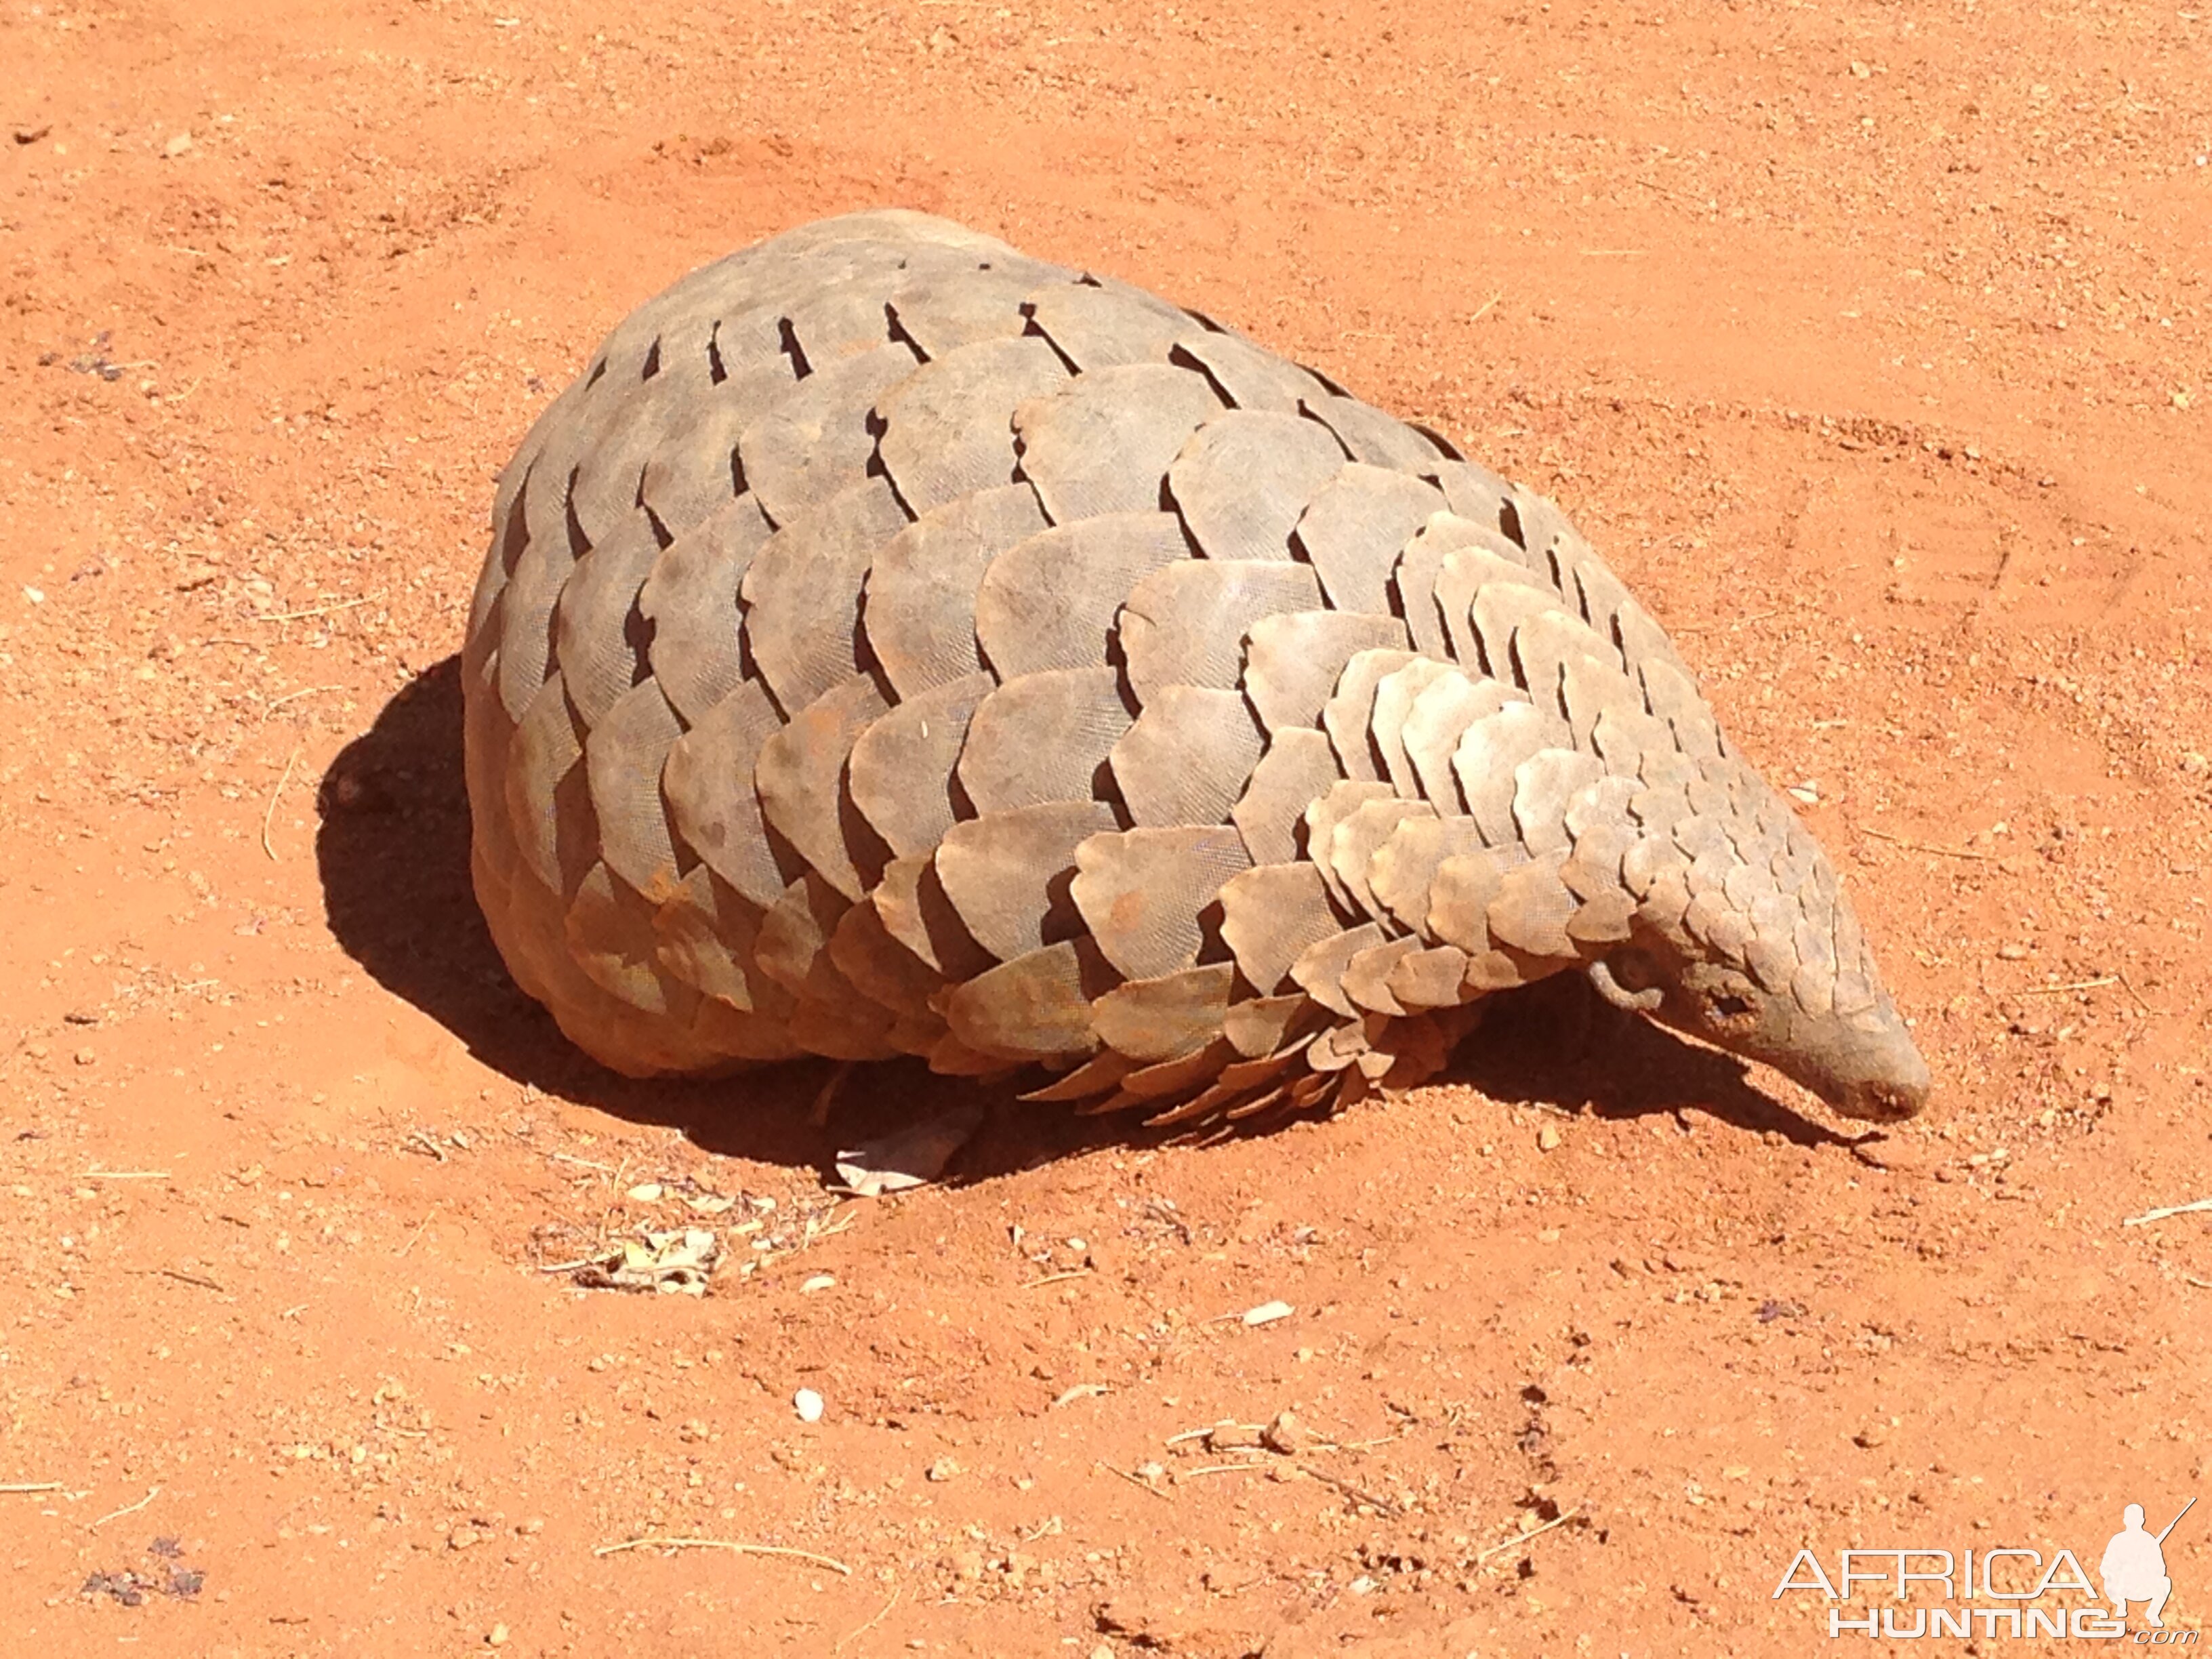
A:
[
  {"left": 926, "top": 1456, "right": 961, "bottom": 1482},
  {"left": 1242, "top": 1300, "right": 1293, "bottom": 1327},
  {"left": 163, "top": 133, "right": 192, "bottom": 157},
  {"left": 488, "top": 1624, "right": 510, "bottom": 1647},
  {"left": 800, "top": 1273, "right": 835, "bottom": 1293},
  {"left": 1537, "top": 1124, "right": 1562, "bottom": 1152},
  {"left": 794, "top": 1388, "right": 824, "bottom": 1423}
]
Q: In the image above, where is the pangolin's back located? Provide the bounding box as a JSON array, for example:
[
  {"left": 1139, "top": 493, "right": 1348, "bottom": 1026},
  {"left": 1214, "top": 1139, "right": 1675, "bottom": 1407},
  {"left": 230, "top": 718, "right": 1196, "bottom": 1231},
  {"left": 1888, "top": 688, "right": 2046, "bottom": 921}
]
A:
[{"left": 460, "top": 209, "right": 1929, "bottom": 1126}]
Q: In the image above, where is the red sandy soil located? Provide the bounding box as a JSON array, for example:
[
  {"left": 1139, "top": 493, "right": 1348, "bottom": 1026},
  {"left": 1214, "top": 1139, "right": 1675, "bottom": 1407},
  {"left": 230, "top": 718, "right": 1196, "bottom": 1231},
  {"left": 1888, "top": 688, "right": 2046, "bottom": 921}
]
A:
[{"left": 2, "top": 0, "right": 2209, "bottom": 1654}]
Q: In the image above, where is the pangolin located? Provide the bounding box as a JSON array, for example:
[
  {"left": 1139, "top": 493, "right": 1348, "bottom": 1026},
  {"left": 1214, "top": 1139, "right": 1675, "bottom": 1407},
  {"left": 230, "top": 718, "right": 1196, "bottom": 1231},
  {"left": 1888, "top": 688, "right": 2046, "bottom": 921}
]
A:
[{"left": 459, "top": 209, "right": 1930, "bottom": 1126}]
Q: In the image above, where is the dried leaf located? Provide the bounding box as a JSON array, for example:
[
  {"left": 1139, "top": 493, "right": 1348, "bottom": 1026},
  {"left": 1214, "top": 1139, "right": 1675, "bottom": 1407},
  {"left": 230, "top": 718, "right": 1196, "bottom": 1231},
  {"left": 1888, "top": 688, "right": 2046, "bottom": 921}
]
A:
[
  {"left": 834, "top": 1103, "right": 986, "bottom": 1197},
  {"left": 572, "top": 1227, "right": 722, "bottom": 1295}
]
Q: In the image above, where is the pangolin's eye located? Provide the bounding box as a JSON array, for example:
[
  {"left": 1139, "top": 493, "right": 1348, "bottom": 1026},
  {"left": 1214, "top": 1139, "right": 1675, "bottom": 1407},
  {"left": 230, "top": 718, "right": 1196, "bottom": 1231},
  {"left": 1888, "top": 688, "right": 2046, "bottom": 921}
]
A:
[
  {"left": 1711, "top": 992, "right": 1753, "bottom": 1020},
  {"left": 1610, "top": 948, "right": 1663, "bottom": 993}
]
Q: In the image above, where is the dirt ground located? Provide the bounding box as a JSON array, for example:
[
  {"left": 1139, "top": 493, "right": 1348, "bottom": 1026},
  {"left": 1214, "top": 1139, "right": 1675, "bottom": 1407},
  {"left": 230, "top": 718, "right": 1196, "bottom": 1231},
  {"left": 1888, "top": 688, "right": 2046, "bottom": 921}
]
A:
[{"left": 2, "top": 0, "right": 2209, "bottom": 1653}]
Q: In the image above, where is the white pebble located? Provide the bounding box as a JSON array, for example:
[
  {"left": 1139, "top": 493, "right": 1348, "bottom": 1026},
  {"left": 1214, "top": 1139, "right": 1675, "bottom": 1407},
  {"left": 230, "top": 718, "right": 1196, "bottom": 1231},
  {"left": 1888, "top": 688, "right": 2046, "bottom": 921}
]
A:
[
  {"left": 1242, "top": 1300, "right": 1294, "bottom": 1327},
  {"left": 794, "top": 1388, "right": 824, "bottom": 1423}
]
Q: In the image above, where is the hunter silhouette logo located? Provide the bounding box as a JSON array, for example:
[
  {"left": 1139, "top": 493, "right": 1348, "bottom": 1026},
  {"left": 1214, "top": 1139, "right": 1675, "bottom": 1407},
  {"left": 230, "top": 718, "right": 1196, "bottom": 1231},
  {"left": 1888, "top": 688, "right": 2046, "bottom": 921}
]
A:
[
  {"left": 2104, "top": 1500, "right": 2194, "bottom": 1631},
  {"left": 1773, "top": 1494, "right": 2198, "bottom": 1641}
]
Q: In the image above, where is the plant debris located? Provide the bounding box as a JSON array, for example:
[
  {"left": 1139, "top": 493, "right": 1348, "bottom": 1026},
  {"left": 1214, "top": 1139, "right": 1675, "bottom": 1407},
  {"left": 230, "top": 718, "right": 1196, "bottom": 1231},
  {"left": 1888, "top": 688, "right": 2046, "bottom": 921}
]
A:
[
  {"left": 39, "top": 331, "right": 131, "bottom": 382},
  {"left": 82, "top": 1545, "right": 204, "bottom": 1607},
  {"left": 533, "top": 1173, "right": 852, "bottom": 1294},
  {"left": 834, "top": 1103, "right": 985, "bottom": 1197},
  {"left": 569, "top": 1227, "right": 722, "bottom": 1295}
]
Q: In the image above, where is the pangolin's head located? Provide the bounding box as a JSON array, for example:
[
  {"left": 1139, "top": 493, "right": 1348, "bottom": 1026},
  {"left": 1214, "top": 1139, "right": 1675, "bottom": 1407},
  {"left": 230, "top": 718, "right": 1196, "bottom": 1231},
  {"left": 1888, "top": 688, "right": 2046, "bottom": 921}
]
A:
[{"left": 1580, "top": 753, "right": 1929, "bottom": 1122}]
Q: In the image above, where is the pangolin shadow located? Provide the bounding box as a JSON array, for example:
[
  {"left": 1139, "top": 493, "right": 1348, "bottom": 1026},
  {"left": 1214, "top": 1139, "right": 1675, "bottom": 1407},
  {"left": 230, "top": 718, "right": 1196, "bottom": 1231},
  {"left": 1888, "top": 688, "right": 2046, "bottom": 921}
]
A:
[
  {"left": 1446, "top": 973, "right": 1868, "bottom": 1151},
  {"left": 314, "top": 657, "right": 1125, "bottom": 1171},
  {"left": 316, "top": 657, "right": 1862, "bottom": 1179}
]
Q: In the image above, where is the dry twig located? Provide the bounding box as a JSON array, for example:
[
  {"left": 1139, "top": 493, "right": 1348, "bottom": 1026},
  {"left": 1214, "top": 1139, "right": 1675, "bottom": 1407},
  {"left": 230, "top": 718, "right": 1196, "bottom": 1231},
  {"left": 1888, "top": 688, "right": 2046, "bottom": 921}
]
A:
[
  {"left": 1475, "top": 1507, "right": 1582, "bottom": 1565},
  {"left": 152, "top": 1268, "right": 224, "bottom": 1292},
  {"left": 1857, "top": 823, "right": 1994, "bottom": 861},
  {"left": 89, "top": 1486, "right": 159, "bottom": 1529},
  {"left": 1092, "top": 1460, "right": 1174, "bottom": 1504},
  {"left": 2123, "top": 1197, "right": 2212, "bottom": 1228},
  {"left": 834, "top": 1583, "right": 900, "bottom": 1651},
  {"left": 2019, "top": 976, "right": 2120, "bottom": 997},
  {"left": 2116, "top": 969, "right": 2162, "bottom": 1015},
  {"left": 1677, "top": 609, "right": 1780, "bottom": 635},
  {"left": 594, "top": 1536, "right": 851, "bottom": 1574},
  {"left": 1297, "top": 1465, "right": 1399, "bottom": 1515},
  {"left": 261, "top": 741, "right": 303, "bottom": 861},
  {"left": 548, "top": 1151, "right": 615, "bottom": 1174},
  {"left": 253, "top": 596, "right": 370, "bottom": 623},
  {"left": 263, "top": 684, "right": 345, "bottom": 717}
]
